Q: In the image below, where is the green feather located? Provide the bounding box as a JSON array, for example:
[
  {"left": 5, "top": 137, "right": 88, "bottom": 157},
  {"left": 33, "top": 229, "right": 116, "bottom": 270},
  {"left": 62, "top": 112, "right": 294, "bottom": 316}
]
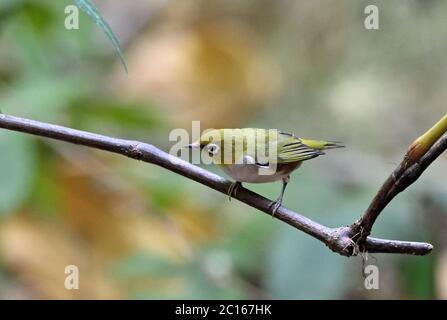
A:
[
  {"left": 276, "top": 132, "right": 324, "bottom": 163},
  {"left": 198, "top": 129, "right": 338, "bottom": 165}
]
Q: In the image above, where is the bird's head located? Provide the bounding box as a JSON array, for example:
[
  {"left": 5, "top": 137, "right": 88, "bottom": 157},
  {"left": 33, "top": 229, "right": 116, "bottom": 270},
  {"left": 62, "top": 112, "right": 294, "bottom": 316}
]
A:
[{"left": 186, "top": 129, "right": 245, "bottom": 164}]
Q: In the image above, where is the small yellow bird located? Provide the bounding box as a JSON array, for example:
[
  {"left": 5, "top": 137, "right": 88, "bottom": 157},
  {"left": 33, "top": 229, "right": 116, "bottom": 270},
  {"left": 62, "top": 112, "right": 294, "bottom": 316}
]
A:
[{"left": 187, "top": 128, "right": 344, "bottom": 214}]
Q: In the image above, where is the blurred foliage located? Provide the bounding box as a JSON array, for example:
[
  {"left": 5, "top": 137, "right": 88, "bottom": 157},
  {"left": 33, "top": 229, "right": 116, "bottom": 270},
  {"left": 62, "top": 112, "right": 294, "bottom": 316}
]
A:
[
  {"left": 0, "top": 132, "right": 36, "bottom": 215},
  {"left": 0, "top": 0, "right": 446, "bottom": 299}
]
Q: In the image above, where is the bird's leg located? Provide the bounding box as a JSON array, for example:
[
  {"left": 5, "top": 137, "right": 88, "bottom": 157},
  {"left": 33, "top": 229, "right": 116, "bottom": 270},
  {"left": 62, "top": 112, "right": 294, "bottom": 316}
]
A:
[
  {"left": 227, "top": 181, "right": 242, "bottom": 201},
  {"left": 270, "top": 176, "right": 289, "bottom": 217}
]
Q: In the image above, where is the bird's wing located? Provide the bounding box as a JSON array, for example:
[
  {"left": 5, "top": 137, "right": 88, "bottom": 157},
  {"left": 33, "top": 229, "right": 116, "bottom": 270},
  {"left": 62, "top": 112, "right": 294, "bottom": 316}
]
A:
[
  {"left": 276, "top": 135, "right": 324, "bottom": 164},
  {"left": 236, "top": 129, "right": 324, "bottom": 165}
]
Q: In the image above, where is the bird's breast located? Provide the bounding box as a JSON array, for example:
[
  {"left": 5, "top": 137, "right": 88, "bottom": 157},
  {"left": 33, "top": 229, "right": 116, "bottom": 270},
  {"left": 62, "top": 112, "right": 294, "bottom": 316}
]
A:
[{"left": 221, "top": 162, "right": 301, "bottom": 183}]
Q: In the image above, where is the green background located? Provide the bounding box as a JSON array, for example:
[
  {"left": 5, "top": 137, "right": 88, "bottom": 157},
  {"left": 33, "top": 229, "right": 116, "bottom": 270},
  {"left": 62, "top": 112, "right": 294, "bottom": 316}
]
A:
[{"left": 0, "top": 0, "right": 446, "bottom": 299}]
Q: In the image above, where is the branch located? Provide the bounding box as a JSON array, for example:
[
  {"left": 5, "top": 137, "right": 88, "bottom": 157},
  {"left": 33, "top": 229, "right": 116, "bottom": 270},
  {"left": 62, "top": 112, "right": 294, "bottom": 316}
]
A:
[
  {"left": 0, "top": 113, "right": 443, "bottom": 257},
  {"left": 354, "top": 116, "right": 447, "bottom": 243}
]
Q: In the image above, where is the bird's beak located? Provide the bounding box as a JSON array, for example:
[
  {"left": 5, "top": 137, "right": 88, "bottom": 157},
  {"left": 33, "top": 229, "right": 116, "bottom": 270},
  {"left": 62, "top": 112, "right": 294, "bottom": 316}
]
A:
[{"left": 185, "top": 142, "right": 200, "bottom": 149}]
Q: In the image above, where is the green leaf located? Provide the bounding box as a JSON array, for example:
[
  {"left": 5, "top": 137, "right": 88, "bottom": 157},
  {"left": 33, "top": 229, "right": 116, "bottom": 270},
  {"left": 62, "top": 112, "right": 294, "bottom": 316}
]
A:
[
  {"left": 73, "top": 0, "right": 128, "bottom": 74},
  {"left": 401, "top": 255, "right": 435, "bottom": 299},
  {"left": 0, "top": 73, "right": 91, "bottom": 122},
  {"left": 71, "top": 101, "right": 162, "bottom": 132},
  {"left": 0, "top": 132, "right": 37, "bottom": 215}
]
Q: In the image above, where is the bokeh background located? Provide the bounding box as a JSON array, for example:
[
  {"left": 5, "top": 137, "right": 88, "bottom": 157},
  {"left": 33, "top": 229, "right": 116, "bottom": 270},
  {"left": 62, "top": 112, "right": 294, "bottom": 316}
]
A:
[{"left": 0, "top": 0, "right": 446, "bottom": 299}]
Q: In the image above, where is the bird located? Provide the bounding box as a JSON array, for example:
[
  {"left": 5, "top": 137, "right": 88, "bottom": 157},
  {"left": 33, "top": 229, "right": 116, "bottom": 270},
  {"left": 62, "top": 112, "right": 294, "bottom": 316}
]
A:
[{"left": 186, "top": 128, "right": 344, "bottom": 215}]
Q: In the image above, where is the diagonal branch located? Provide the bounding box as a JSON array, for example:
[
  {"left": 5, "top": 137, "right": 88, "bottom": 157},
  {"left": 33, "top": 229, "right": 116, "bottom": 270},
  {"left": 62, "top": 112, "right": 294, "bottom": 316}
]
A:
[
  {"left": 353, "top": 116, "right": 447, "bottom": 244},
  {"left": 0, "top": 113, "right": 443, "bottom": 257}
]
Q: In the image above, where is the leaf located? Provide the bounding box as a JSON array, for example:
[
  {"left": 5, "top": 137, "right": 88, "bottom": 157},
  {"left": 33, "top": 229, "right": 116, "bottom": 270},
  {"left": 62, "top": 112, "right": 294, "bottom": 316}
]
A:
[
  {"left": 401, "top": 255, "right": 435, "bottom": 299},
  {"left": 71, "top": 101, "right": 162, "bottom": 132},
  {"left": 73, "top": 0, "right": 128, "bottom": 74},
  {"left": 0, "top": 73, "right": 91, "bottom": 122},
  {"left": 0, "top": 132, "right": 37, "bottom": 215}
]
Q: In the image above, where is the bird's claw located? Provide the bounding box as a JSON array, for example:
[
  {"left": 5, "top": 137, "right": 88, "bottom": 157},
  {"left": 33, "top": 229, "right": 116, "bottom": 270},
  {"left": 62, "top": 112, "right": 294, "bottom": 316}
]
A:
[
  {"left": 269, "top": 200, "right": 282, "bottom": 218},
  {"left": 227, "top": 181, "right": 241, "bottom": 201}
]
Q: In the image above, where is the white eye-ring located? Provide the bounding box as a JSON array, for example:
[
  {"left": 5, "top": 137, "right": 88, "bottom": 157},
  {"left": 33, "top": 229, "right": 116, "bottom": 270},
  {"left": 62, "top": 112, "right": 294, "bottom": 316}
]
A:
[{"left": 206, "top": 143, "right": 220, "bottom": 155}]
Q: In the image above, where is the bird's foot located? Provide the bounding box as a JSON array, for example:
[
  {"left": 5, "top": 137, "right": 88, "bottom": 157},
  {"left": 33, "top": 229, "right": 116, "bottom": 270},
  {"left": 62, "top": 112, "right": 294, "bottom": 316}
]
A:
[
  {"left": 269, "top": 200, "right": 282, "bottom": 218},
  {"left": 227, "top": 181, "right": 241, "bottom": 201}
]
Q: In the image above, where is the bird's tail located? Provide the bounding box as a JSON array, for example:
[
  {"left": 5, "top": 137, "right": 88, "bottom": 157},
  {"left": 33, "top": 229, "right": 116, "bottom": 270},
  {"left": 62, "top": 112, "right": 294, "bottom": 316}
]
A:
[{"left": 300, "top": 139, "right": 345, "bottom": 150}]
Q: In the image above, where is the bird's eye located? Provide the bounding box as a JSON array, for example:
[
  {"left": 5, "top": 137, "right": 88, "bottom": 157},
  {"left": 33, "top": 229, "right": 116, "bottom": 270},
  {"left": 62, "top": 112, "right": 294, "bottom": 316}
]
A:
[{"left": 206, "top": 143, "right": 220, "bottom": 155}]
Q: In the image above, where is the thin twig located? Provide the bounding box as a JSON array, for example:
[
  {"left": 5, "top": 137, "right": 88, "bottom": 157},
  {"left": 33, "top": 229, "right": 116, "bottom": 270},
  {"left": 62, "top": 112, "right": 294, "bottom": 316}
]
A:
[{"left": 0, "top": 113, "right": 442, "bottom": 256}]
